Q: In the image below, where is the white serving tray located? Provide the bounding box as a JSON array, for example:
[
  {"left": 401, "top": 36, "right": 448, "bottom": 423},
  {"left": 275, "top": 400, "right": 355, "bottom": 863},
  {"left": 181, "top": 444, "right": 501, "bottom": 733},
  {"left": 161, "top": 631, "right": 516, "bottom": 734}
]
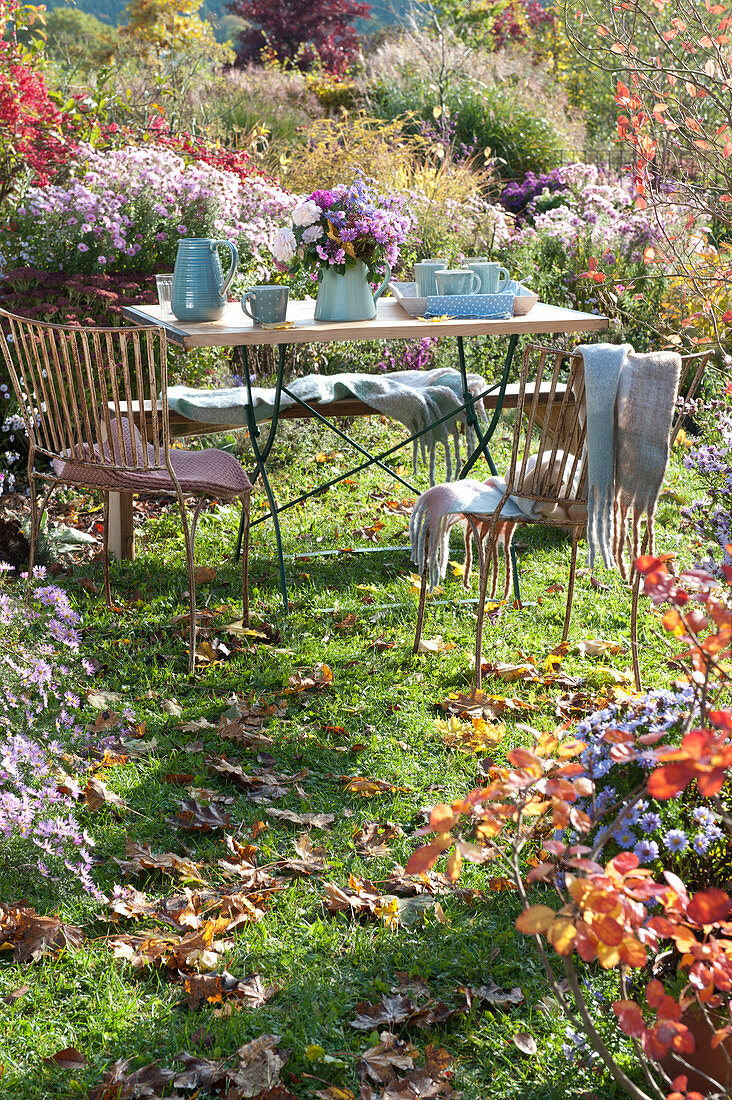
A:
[{"left": 388, "top": 280, "right": 539, "bottom": 319}]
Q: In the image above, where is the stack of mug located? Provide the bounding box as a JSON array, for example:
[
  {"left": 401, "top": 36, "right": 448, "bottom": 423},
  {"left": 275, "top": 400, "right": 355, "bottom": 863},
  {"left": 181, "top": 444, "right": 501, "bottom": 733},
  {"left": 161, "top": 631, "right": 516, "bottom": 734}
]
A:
[{"left": 414, "top": 257, "right": 511, "bottom": 297}]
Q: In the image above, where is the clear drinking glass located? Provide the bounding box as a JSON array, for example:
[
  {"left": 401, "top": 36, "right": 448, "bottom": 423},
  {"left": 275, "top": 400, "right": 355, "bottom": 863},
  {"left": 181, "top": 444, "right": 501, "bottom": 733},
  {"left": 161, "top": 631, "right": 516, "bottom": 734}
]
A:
[{"left": 155, "top": 274, "right": 174, "bottom": 318}]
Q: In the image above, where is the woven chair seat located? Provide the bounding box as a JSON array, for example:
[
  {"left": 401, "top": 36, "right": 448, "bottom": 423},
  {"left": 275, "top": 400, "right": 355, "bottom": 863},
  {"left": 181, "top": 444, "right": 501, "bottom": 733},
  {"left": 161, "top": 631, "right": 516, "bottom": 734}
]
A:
[{"left": 53, "top": 417, "right": 251, "bottom": 498}]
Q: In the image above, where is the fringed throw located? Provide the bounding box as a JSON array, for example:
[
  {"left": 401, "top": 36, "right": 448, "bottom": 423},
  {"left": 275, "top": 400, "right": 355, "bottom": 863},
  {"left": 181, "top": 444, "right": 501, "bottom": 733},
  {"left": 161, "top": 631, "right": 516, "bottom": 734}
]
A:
[{"left": 168, "top": 367, "right": 490, "bottom": 485}]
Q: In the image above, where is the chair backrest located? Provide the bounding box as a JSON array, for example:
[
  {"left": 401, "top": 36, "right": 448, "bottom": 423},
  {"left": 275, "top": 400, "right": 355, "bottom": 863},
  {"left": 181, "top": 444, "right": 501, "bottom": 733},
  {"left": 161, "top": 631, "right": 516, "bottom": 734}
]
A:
[
  {"left": 672, "top": 350, "right": 712, "bottom": 445},
  {"left": 505, "top": 343, "right": 588, "bottom": 509},
  {"left": 0, "top": 308, "right": 168, "bottom": 474}
]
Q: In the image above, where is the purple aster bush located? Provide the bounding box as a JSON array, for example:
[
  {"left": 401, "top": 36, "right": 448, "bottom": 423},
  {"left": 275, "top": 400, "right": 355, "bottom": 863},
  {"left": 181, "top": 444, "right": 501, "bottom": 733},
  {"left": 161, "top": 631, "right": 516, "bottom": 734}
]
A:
[
  {"left": 564, "top": 687, "right": 732, "bottom": 890},
  {"left": 0, "top": 144, "right": 298, "bottom": 280},
  {"left": 681, "top": 392, "right": 732, "bottom": 578},
  {"left": 0, "top": 568, "right": 101, "bottom": 897}
]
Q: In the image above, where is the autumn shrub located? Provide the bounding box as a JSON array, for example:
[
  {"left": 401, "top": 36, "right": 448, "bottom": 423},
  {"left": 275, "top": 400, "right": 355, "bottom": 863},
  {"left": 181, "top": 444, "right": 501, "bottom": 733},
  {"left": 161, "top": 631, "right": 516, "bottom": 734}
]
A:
[
  {"left": 498, "top": 162, "right": 695, "bottom": 347},
  {"left": 681, "top": 385, "right": 732, "bottom": 581},
  {"left": 0, "top": 567, "right": 100, "bottom": 897},
  {"left": 409, "top": 557, "right": 732, "bottom": 1100},
  {"left": 0, "top": 0, "right": 80, "bottom": 204}
]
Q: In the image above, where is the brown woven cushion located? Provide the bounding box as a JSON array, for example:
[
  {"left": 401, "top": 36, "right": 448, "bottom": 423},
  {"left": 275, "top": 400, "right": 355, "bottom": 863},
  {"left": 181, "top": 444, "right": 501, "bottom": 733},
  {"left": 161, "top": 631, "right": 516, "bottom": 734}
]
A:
[{"left": 53, "top": 418, "right": 251, "bottom": 499}]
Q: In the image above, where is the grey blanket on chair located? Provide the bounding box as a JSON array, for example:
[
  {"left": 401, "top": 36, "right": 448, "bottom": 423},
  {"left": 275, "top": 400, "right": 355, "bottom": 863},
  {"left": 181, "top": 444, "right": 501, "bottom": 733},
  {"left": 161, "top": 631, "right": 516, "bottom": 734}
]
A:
[
  {"left": 573, "top": 343, "right": 681, "bottom": 575},
  {"left": 167, "top": 367, "right": 490, "bottom": 484}
]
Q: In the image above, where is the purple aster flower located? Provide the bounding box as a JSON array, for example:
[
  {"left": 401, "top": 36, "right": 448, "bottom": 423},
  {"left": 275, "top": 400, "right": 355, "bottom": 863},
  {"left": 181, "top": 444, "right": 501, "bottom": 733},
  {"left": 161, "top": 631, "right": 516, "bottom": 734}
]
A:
[
  {"left": 664, "top": 829, "right": 689, "bottom": 854},
  {"left": 634, "top": 839, "right": 660, "bottom": 864}
]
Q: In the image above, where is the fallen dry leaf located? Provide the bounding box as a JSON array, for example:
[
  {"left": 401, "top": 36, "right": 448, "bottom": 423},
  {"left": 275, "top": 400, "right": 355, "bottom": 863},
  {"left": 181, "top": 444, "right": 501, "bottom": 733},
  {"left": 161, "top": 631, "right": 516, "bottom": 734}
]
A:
[
  {"left": 341, "top": 776, "right": 410, "bottom": 797},
  {"left": 266, "top": 808, "right": 334, "bottom": 829},
  {"left": 512, "top": 1032, "right": 538, "bottom": 1056},
  {"left": 170, "top": 798, "right": 231, "bottom": 832},
  {"left": 2, "top": 985, "right": 29, "bottom": 1004},
  {"left": 433, "top": 715, "right": 504, "bottom": 754},
  {"left": 115, "top": 841, "right": 204, "bottom": 882},
  {"left": 84, "top": 776, "right": 127, "bottom": 812},
  {"left": 230, "top": 1033, "right": 288, "bottom": 1096},
  {"left": 353, "top": 821, "right": 402, "bottom": 858},
  {"left": 277, "top": 833, "right": 328, "bottom": 876},
  {"left": 461, "top": 981, "right": 524, "bottom": 1009},
  {"left": 284, "top": 664, "right": 333, "bottom": 694},
  {"left": 359, "top": 1032, "right": 418, "bottom": 1083},
  {"left": 183, "top": 971, "right": 278, "bottom": 1010},
  {"left": 440, "top": 690, "right": 534, "bottom": 721},
  {"left": 417, "top": 635, "right": 456, "bottom": 655},
  {"left": 0, "top": 905, "right": 83, "bottom": 962},
  {"left": 575, "top": 638, "right": 623, "bottom": 657}
]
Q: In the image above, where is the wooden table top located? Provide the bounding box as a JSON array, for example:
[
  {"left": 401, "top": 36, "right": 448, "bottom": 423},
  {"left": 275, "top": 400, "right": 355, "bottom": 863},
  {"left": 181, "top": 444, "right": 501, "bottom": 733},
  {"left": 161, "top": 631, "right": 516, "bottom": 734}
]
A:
[{"left": 122, "top": 298, "right": 610, "bottom": 350}]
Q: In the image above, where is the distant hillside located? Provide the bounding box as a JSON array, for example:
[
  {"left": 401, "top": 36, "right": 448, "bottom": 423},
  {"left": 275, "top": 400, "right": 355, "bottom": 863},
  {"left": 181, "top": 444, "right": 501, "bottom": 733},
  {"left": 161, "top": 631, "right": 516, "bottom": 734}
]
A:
[{"left": 44, "top": 0, "right": 404, "bottom": 31}]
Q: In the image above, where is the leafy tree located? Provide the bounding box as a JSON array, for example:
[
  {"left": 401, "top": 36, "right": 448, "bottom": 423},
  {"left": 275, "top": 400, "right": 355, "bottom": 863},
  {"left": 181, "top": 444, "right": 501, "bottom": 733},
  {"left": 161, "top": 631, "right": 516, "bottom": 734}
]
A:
[
  {"left": 227, "top": 0, "right": 371, "bottom": 75},
  {"left": 567, "top": 0, "right": 732, "bottom": 346},
  {"left": 122, "top": 0, "right": 222, "bottom": 54},
  {"left": 43, "top": 8, "right": 118, "bottom": 69}
]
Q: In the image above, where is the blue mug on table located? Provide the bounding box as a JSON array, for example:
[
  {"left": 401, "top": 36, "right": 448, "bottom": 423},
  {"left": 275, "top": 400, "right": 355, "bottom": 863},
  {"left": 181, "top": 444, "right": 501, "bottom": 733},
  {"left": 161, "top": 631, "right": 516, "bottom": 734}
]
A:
[
  {"left": 434, "top": 268, "right": 481, "bottom": 296},
  {"left": 241, "top": 285, "right": 289, "bottom": 325},
  {"left": 468, "top": 260, "right": 511, "bottom": 295},
  {"left": 414, "top": 259, "right": 446, "bottom": 297}
]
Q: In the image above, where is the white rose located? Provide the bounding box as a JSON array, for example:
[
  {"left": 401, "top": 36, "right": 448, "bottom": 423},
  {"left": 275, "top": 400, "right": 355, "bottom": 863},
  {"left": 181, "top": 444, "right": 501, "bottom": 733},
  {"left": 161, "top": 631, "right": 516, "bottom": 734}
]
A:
[
  {"left": 292, "top": 200, "right": 322, "bottom": 227},
  {"left": 271, "top": 227, "right": 297, "bottom": 264},
  {"left": 302, "top": 224, "right": 324, "bottom": 244}
]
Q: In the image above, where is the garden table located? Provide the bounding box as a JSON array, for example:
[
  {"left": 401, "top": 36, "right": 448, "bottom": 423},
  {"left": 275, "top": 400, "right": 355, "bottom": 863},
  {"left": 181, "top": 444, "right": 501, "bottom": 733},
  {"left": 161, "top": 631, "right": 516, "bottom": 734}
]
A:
[{"left": 121, "top": 297, "right": 609, "bottom": 608}]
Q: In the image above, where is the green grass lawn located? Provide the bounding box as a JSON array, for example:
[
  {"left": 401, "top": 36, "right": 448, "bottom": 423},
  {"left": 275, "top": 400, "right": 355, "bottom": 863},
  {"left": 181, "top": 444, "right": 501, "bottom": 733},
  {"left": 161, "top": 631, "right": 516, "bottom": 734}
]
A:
[{"left": 0, "top": 408, "right": 706, "bottom": 1100}]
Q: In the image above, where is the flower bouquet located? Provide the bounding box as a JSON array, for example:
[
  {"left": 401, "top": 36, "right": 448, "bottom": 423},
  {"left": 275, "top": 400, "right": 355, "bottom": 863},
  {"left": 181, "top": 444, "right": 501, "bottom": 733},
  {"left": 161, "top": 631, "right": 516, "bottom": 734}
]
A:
[{"left": 270, "top": 180, "right": 414, "bottom": 322}]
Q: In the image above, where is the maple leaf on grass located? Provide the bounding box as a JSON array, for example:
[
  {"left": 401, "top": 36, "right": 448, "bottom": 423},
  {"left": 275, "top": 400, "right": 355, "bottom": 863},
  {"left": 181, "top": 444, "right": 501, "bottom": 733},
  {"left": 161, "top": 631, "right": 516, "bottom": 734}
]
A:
[
  {"left": 115, "top": 841, "right": 205, "bottom": 882},
  {"left": 277, "top": 833, "right": 328, "bottom": 876},
  {"left": 353, "top": 821, "right": 403, "bottom": 858},
  {"left": 170, "top": 798, "right": 231, "bottom": 831},
  {"left": 284, "top": 663, "right": 334, "bottom": 694},
  {"left": 183, "top": 971, "right": 278, "bottom": 1011},
  {"left": 359, "top": 1032, "right": 418, "bottom": 1083},
  {"left": 87, "top": 1057, "right": 175, "bottom": 1100},
  {"left": 266, "top": 808, "right": 335, "bottom": 829},
  {"left": 0, "top": 905, "right": 83, "bottom": 962}
]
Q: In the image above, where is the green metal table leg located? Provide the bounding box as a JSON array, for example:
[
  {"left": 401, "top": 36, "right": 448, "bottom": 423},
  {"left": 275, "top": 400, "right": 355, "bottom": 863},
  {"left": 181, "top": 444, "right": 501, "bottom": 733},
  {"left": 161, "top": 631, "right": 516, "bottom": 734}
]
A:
[
  {"left": 280, "top": 383, "right": 419, "bottom": 493},
  {"left": 459, "top": 334, "right": 518, "bottom": 479},
  {"left": 234, "top": 344, "right": 289, "bottom": 613}
]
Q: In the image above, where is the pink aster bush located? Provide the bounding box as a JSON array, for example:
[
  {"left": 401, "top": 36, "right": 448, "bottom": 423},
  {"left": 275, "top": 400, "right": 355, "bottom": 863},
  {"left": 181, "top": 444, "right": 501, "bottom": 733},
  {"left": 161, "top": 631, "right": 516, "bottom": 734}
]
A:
[
  {"left": 408, "top": 557, "right": 732, "bottom": 1099},
  {"left": 0, "top": 566, "right": 101, "bottom": 897},
  {"left": 1, "top": 143, "right": 297, "bottom": 278}
]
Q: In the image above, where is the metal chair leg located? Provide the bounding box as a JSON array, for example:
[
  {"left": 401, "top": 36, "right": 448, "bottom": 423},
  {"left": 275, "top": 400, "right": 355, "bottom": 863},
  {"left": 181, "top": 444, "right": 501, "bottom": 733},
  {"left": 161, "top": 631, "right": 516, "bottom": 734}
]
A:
[
  {"left": 413, "top": 538, "right": 429, "bottom": 654},
  {"left": 102, "top": 492, "right": 113, "bottom": 609},
  {"left": 562, "top": 527, "right": 580, "bottom": 643},
  {"left": 173, "top": 489, "right": 198, "bottom": 673},
  {"left": 240, "top": 491, "right": 251, "bottom": 627}
]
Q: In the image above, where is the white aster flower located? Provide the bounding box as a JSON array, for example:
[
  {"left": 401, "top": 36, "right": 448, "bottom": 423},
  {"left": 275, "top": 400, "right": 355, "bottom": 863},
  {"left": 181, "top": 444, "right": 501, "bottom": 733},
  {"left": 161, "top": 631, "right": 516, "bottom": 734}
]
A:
[
  {"left": 270, "top": 227, "right": 297, "bottom": 264},
  {"left": 302, "top": 224, "right": 324, "bottom": 244},
  {"left": 292, "top": 200, "right": 322, "bottom": 227}
]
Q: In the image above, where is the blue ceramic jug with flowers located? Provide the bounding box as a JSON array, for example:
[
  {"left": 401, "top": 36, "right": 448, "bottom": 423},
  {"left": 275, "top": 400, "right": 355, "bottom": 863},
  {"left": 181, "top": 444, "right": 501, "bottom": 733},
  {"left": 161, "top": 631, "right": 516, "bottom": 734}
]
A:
[
  {"left": 314, "top": 260, "right": 391, "bottom": 323},
  {"left": 171, "top": 238, "right": 239, "bottom": 322}
]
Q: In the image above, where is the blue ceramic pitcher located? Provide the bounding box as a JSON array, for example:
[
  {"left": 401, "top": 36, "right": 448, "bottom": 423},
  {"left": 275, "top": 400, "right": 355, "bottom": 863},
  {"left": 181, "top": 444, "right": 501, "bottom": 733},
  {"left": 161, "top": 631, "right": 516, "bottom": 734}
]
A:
[
  {"left": 314, "top": 260, "right": 391, "bottom": 323},
  {"left": 171, "top": 238, "right": 239, "bottom": 322}
]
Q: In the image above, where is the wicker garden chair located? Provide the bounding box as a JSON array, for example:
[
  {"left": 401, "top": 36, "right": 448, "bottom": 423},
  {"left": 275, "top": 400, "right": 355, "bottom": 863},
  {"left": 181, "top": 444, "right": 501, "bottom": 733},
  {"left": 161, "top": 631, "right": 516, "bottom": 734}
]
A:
[
  {"left": 0, "top": 309, "right": 252, "bottom": 672},
  {"left": 413, "top": 343, "right": 711, "bottom": 692}
]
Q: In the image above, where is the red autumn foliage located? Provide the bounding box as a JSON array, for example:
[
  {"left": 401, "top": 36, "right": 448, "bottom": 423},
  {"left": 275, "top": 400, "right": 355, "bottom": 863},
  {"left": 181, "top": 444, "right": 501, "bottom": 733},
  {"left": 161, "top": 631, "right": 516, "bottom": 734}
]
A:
[
  {"left": 0, "top": 2, "right": 78, "bottom": 201},
  {"left": 406, "top": 556, "right": 732, "bottom": 1098}
]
